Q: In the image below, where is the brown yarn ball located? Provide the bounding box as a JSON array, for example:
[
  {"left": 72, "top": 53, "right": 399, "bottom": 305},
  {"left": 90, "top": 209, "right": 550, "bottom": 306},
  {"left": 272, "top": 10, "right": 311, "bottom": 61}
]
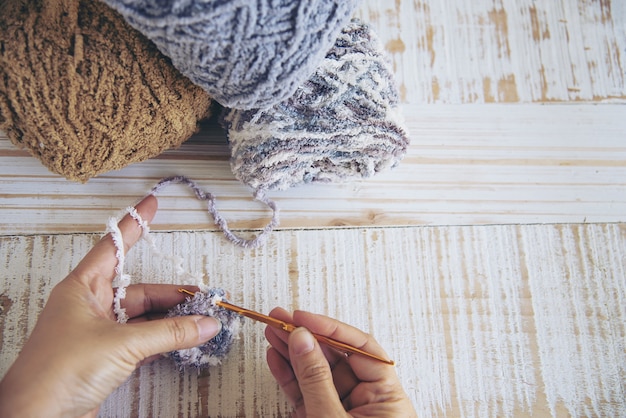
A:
[{"left": 0, "top": 0, "right": 212, "bottom": 182}]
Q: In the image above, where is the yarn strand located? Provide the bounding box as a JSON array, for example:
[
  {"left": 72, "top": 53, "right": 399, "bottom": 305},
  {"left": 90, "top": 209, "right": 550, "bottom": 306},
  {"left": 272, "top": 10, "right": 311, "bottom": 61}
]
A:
[
  {"left": 108, "top": 176, "right": 277, "bottom": 322},
  {"left": 149, "top": 176, "right": 279, "bottom": 249},
  {"left": 107, "top": 213, "right": 131, "bottom": 323}
]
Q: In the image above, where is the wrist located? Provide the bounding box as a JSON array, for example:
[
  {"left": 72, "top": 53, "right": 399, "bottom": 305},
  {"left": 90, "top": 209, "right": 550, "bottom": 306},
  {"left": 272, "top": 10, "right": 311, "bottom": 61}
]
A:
[{"left": 0, "top": 366, "right": 63, "bottom": 417}]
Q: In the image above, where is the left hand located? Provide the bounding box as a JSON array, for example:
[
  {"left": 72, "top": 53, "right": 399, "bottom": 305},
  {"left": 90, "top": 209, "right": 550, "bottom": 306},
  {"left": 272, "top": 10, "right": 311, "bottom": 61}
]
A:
[{"left": 0, "top": 195, "right": 222, "bottom": 418}]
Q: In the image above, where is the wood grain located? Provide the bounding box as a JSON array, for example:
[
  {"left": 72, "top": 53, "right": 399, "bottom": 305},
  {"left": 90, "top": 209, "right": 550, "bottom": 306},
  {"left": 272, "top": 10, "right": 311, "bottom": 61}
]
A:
[
  {"left": 1, "top": 104, "right": 624, "bottom": 235},
  {"left": 1, "top": 225, "right": 624, "bottom": 416},
  {"left": 1, "top": 1, "right": 625, "bottom": 417},
  {"left": 357, "top": 0, "right": 626, "bottom": 104},
  {"left": 1, "top": 0, "right": 624, "bottom": 234}
]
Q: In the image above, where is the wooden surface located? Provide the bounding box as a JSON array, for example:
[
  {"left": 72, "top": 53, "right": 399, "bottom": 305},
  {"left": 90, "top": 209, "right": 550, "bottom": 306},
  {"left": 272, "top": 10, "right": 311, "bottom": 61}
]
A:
[
  {"left": 1, "top": 0, "right": 625, "bottom": 417},
  {"left": 355, "top": 0, "right": 626, "bottom": 104},
  {"left": 2, "top": 103, "right": 626, "bottom": 235},
  {"left": 1, "top": 0, "right": 625, "bottom": 234},
  {"left": 2, "top": 225, "right": 625, "bottom": 417}
]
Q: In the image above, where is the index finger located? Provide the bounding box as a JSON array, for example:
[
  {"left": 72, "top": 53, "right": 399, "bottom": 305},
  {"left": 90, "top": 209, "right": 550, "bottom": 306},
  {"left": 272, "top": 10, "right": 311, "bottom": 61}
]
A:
[
  {"left": 292, "top": 310, "right": 397, "bottom": 382},
  {"left": 72, "top": 195, "right": 158, "bottom": 284}
]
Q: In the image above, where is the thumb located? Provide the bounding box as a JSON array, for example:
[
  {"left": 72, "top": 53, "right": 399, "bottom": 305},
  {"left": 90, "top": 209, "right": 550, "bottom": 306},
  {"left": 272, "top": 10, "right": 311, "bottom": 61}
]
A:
[
  {"left": 288, "top": 327, "right": 346, "bottom": 417},
  {"left": 128, "top": 315, "right": 222, "bottom": 358}
]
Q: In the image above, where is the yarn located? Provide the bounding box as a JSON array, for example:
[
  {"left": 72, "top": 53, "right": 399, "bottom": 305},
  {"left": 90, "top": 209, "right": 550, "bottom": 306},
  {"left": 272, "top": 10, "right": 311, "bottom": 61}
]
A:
[
  {"left": 100, "top": 0, "right": 360, "bottom": 110},
  {"left": 221, "top": 20, "right": 410, "bottom": 192},
  {"left": 108, "top": 175, "right": 278, "bottom": 322},
  {"left": 0, "top": 0, "right": 212, "bottom": 182},
  {"left": 150, "top": 176, "right": 279, "bottom": 249},
  {"left": 166, "top": 288, "right": 243, "bottom": 368},
  {"left": 105, "top": 199, "right": 241, "bottom": 367},
  {"left": 107, "top": 212, "right": 133, "bottom": 323}
]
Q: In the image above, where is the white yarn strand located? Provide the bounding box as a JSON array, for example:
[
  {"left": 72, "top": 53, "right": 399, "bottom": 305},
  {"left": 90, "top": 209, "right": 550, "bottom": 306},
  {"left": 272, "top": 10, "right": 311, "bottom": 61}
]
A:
[{"left": 107, "top": 214, "right": 131, "bottom": 323}]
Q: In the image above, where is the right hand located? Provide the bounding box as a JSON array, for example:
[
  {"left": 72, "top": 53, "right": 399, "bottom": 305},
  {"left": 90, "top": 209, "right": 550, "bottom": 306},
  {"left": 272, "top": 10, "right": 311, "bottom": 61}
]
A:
[{"left": 265, "top": 308, "right": 417, "bottom": 417}]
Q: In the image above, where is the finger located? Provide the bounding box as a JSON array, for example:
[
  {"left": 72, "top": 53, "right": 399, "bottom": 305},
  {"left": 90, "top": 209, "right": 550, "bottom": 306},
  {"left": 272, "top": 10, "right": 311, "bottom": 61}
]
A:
[
  {"left": 121, "top": 284, "right": 200, "bottom": 318},
  {"left": 288, "top": 327, "right": 346, "bottom": 417},
  {"left": 266, "top": 347, "right": 301, "bottom": 398},
  {"left": 266, "top": 346, "right": 295, "bottom": 385},
  {"left": 267, "top": 307, "right": 341, "bottom": 357},
  {"left": 264, "top": 307, "right": 293, "bottom": 357},
  {"left": 265, "top": 325, "right": 290, "bottom": 360},
  {"left": 265, "top": 319, "right": 358, "bottom": 403},
  {"left": 269, "top": 306, "right": 293, "bottom": 325},
  {"left": 292, "top": 310, "right": 395, "bottom": 382},
  {"left": 267, "top": 307, "right": 362, "bottom": 393},
  {"left": 266, "top": 307, "right": 340, "bottom": 362},
  {"left": 73, "top": 195, "right": 158, "bottom": 284},
  {"left": 330, "top": 360, "right": 359, "bottom": 406},
  {"left": 126, "top": 315, "right": 222, "bottom": 360},
  {"left": 77, "top": 408, "right": 99, "bottom": 418},
  {"left": 127, "top": 313, "right": 167, "bottom": 323}
]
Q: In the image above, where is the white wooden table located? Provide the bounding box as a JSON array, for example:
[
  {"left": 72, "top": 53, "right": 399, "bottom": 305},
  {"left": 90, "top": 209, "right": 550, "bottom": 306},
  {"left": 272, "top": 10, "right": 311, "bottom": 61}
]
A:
[{"left": 1, "top": 1, "right": 625, "bottom": 416}]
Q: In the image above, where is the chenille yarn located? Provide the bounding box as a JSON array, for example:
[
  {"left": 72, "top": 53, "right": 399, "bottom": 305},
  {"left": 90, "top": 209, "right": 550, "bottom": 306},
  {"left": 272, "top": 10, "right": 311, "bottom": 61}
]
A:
[
  {"left": 100, "top": 0, "right": 360, "bottom": 109},
  {"left": 221, "top": 20, "right": 410, "bottom": 192},
  {"left": 166, "top": 289, "right": 243, "bottom": 368},
  {"left": 108, "top": 176, "right": 278, "bottom": 324},
  {"left": 150, "top": 176, "right": 279, "bottom": 249},
  {"left": 0, "top": 0, "right": 212, "bottom": 182},
  {"left": 105, "top": 200, "right": 241, "bottom": 367}
]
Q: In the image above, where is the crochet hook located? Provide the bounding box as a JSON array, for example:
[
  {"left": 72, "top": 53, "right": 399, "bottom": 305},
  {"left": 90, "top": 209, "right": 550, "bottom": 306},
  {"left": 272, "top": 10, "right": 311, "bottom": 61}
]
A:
[{"left": 178, "top": 289, "right": 395, "bottom": 365}]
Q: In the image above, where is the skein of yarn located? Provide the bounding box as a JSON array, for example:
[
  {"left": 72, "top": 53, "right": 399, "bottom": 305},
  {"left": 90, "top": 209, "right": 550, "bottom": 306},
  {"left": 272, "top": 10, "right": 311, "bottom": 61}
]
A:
[
  {"left": 0, "top": 0, "right": 212, "bottom": 182},
  {"left": 101, "top": 0, "right": 360, "bottom": 110},
  {"left": 221, "top": 20, "right": 410, "bottom": 193}
]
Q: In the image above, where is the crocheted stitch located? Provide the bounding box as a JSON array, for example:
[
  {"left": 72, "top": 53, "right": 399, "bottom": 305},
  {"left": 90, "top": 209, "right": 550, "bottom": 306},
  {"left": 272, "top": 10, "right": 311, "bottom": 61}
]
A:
[
  {"left": 100, "top": 0, "right": 360, "bottom": 109},
  {"left": 221, "top": 20, "right": 409, "bottom": 192},
  {"left": 166, "top": 289, "right": 243, "bottom": 368}
]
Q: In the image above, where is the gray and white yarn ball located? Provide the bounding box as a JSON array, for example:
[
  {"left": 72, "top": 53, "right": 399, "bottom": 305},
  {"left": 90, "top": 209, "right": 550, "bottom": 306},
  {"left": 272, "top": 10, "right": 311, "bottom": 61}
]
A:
[
  {"left": 221, "top": 20, "right": 410, "bottom": 192},
  {"left": 166, "top": 288, "right": 242, "bottom": 368},
  {"left": 100, "top": 0, "right": 360, "bottom": 109}
]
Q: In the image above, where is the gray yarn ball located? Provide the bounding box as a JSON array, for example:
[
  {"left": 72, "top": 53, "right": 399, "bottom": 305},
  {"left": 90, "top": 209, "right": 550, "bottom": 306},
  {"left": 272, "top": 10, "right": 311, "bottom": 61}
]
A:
[
  {"left": 221, "top": 20, "right": 410, "bottom": 192},
  {"left": 100, "top": 0, "right": 360, "bottom": 109},
  {"left": 166, "top": 288, "right": 242, "bottom": 368}
]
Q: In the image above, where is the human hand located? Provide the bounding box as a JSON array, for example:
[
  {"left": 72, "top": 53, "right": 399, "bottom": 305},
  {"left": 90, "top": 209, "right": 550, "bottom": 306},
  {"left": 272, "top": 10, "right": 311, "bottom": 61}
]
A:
[
  {"left": 0, "top": 195, "right": 222, "bottom": 418},
  {"left": 265, "top": 308, "right": 417, "bottom": 417}
]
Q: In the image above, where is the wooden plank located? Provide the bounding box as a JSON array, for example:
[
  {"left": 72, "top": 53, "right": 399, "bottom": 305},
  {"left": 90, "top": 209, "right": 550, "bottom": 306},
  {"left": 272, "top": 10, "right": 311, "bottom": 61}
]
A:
[
  {"left": 1, "top": 2, "right": 625, "bottom": 417},
  {"left": 2, "top": 0, "right": 625, "bottom": 234},
  {"left": 356, "top": 0, "right": 626, "bottom": 104},
  {"left": 1, "top": 104, "right": 625, "bottom": 235},
  {"left": 2, "top": 224, "right": 624, "bottom": 416}
]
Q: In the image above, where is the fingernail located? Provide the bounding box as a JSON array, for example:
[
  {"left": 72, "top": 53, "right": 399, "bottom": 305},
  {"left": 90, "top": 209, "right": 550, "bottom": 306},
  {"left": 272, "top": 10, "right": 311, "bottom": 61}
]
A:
[
  {"left": 291, "top": 327, "right": 315, "bottom": 355},
  {"left": 197, "top": 317, "right": 222, "bottom": 341}
]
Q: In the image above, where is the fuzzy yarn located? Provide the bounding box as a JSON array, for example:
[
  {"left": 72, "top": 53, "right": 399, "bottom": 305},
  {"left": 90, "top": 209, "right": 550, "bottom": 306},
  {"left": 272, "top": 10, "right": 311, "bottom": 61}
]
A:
[
  {"left": 100, "top": 0, "right": 360, "bottom": 109},
  {"left": 150, "top": 176, "right": 279, "bottom": 249},
  {"left": 108, "top": 176, "right": 278, "bottom": 321},
  {"left": 166, "top": 288, "right": 242, "bottom": 368},
  {"left": 220, "top": 20, "right": 409, "bottom": 192},
  {"left": 104, "top": 196, "right": 241, "bottom": 367},
  {"left": 0, "top": 0, "right": 212, "bottom": 182}
]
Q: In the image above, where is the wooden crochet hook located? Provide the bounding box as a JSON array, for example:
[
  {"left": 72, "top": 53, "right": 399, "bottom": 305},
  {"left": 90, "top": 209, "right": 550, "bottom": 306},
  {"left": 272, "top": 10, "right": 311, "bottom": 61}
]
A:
[{"left": 178, "top": 289, "right": 395, "bottom": 365}]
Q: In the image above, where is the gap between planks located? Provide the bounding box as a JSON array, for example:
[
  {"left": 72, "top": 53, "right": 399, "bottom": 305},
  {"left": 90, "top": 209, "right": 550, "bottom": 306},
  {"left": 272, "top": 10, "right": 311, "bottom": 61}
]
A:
[{"left": 0, "top": 103, "right": 625, "bottom": 235}]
